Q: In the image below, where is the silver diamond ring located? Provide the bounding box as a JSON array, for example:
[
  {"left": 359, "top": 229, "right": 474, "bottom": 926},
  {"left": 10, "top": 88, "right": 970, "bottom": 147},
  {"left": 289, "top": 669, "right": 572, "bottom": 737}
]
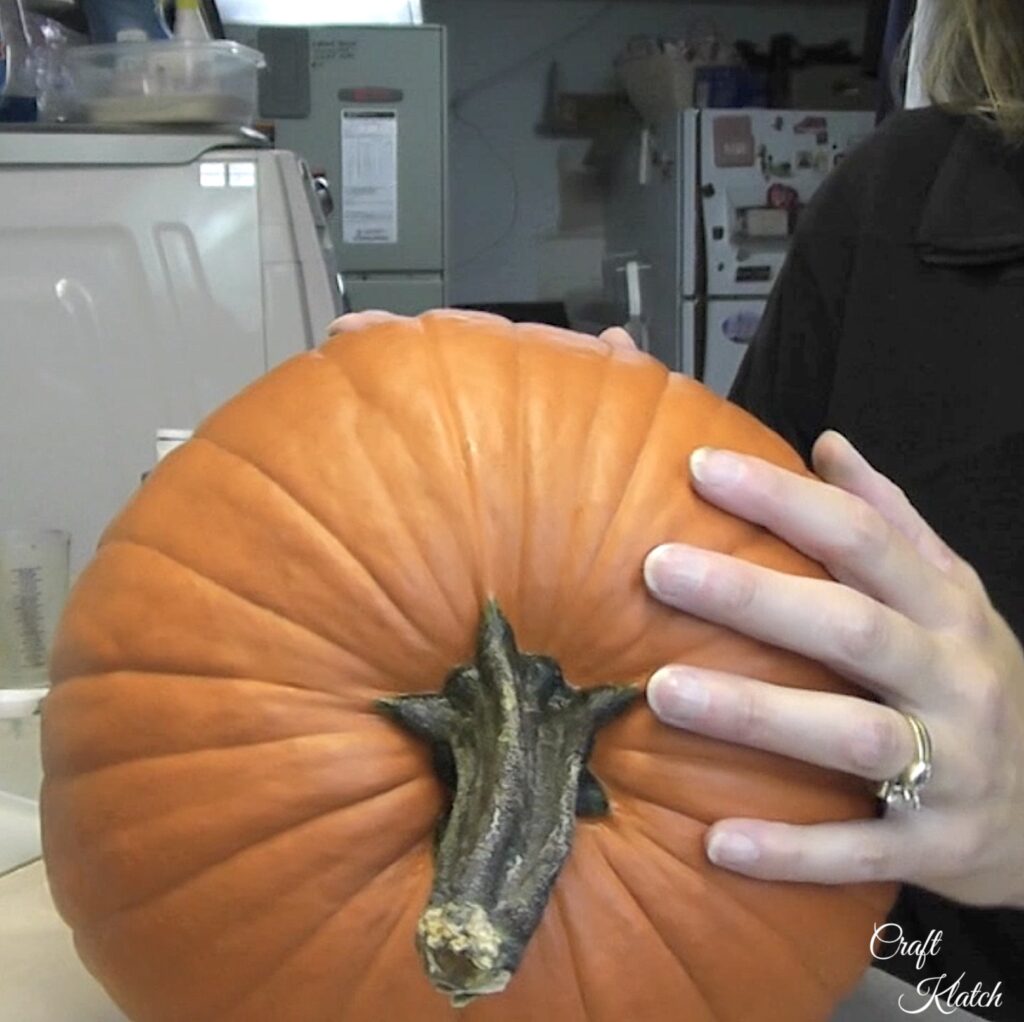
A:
[{"left": 876, "top": 712, "right": 933, "bottom": 811}]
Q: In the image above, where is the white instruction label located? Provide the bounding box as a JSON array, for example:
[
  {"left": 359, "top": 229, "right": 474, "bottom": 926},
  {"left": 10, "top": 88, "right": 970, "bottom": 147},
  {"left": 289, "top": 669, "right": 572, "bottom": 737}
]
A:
[{"left": 341, "top": 110, "right": 398, "bottom": 244}]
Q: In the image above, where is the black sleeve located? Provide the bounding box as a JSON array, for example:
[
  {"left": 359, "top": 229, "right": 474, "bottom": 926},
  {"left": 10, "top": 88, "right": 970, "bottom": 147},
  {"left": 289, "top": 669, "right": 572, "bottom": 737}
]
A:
[{"left": 727, "top": 211, "right": 856, "bottom": 466}]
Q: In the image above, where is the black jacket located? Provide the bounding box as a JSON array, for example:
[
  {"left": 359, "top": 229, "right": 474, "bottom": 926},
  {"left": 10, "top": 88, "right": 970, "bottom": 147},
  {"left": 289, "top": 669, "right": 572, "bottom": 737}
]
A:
[{"left": 731, "top": 106, "right": 1024, "bottom": 1019}]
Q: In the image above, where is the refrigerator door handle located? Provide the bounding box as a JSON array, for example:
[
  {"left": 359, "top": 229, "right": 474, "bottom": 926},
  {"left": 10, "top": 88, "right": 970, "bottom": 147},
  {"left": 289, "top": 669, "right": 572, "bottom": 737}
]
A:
[{"left": 623, "top": 258, "right": 651, "bottom": 352}]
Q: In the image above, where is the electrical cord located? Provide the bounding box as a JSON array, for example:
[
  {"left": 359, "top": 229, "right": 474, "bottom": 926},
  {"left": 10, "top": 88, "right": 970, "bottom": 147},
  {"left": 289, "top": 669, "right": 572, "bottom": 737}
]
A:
[
  {"left": 450, "top": 1, "right": 615, "bottom": 272},
  {"left": 450, "top": 1, "right": 615, "bottom": 112},
  {"left": 451, "top": 106, "right": 521, "bottom": 272}
]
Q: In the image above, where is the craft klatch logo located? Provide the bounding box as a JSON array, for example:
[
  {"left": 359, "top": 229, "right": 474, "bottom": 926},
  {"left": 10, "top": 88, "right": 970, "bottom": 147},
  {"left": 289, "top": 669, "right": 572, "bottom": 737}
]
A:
[{"left": 871, "top": 923, "right": 1003, "bottom": 1014}]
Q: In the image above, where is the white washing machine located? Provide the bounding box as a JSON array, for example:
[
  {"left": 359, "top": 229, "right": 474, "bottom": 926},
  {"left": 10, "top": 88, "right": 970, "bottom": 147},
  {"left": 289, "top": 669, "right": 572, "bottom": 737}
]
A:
[{"left": 0, "top": 126, "right": 343, "bottom": 577}]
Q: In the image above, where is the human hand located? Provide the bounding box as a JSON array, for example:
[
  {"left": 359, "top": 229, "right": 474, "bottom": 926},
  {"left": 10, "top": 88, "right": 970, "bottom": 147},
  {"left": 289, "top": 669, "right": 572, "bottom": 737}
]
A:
[
  {"left": 329, "top": 315, "right": 643, "bottom": 352},
  {"left": 644, "top": 430, "right": 1024, "bottom": 909},
  {"left": 327, "top": 309, "right": 405, "bottom": 335}
]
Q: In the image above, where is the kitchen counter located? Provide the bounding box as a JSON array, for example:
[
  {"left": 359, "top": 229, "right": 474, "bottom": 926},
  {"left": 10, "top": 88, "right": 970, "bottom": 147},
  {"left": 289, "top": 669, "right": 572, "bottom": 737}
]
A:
[
  {"left": 0, "top": 859, "right": 128, "bottom": 1022},
  {"left": 0, "top": 855, "right": 987, "bottom": 1022}
]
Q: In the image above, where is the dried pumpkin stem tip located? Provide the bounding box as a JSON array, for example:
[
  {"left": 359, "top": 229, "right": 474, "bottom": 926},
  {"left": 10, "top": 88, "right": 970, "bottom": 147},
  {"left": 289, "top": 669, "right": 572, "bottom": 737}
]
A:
[{"left": 376, "top": 599, "right": 638, "bottom": 1007}]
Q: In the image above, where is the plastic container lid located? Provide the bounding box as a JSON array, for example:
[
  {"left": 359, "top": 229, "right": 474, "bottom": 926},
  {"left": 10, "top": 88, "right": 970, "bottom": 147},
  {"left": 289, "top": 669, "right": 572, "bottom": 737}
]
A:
[{"left": 64, "top": 39, "right": 265, "bottom": 68}]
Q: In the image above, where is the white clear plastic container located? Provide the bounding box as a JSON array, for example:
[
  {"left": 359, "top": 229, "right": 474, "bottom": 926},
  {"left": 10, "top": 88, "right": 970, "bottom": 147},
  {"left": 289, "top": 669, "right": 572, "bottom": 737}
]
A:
[{"left": 61, "top": 39, "right": 264, "bottom": 125}]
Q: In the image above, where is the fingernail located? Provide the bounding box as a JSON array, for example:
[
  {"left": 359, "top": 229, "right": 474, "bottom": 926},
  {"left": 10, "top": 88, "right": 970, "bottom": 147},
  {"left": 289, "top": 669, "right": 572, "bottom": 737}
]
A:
[
  {"left": 648, "top": 668, "right": 710, "bottom": 720},
  {"left": 691, "top": 447, "right": 744, "bottom": 486},
  {"left": 818, "top": 430, "right": 868, "bottom": 471},
  {"left": 707, "top": 831, "right": 760, "bottom": 866},
  {"left": 644, "top": 545, "right": 708, "bottom": 597},
  {"left": 819, "top": 429, "right": 848, "bottom": 448}
]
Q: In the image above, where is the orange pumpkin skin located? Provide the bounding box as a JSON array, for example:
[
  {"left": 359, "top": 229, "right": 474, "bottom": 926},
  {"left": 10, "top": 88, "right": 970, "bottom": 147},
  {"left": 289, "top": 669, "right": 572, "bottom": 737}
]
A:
[{"left": 41, "top": 311, "right": 895, "bottom": 1022}]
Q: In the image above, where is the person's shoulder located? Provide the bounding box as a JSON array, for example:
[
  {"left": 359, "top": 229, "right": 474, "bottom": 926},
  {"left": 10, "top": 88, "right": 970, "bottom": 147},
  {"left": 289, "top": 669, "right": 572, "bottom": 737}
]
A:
[
  {"left": 858, "top": 105, "right": 964, "bottom": 155},
  {"left": 798, "top": 107, "right": 967, "bottom": 241},
  {"left": 841, "top": 106, "right": 965, "bottom": 185}
]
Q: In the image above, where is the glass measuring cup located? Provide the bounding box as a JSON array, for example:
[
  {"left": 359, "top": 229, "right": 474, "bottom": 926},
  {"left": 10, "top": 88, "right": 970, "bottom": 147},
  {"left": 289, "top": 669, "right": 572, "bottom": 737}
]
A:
[{"left": 0, "top": 529, "right": 70, "bottom": 689}]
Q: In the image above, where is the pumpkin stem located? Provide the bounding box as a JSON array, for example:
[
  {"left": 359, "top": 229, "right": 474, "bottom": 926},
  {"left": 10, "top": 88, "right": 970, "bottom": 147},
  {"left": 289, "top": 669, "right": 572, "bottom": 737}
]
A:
[{"left": 376, "top": 599, "right": 638, "bottom": 1008}]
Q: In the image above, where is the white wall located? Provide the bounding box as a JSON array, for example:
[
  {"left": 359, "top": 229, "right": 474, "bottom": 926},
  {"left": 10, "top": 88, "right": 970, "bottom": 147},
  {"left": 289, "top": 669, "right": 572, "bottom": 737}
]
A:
[{"left": 424, "top": 0, "right": 867, "bottom": 307}]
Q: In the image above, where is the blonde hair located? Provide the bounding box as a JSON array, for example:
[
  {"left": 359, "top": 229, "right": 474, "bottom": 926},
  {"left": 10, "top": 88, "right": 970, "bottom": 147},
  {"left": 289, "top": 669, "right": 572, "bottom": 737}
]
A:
[{"left": 921, "top": 0, "right": 1024, "bottom": 144}]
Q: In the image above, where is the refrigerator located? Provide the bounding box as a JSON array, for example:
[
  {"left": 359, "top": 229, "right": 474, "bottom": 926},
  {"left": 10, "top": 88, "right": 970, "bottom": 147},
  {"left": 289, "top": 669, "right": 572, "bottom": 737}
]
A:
[
  {"left": 228, "top": 24, "right": 447, "bottom": 315},
  {"left": 605, "top": 108, "right": 875, "bottom": 395}
]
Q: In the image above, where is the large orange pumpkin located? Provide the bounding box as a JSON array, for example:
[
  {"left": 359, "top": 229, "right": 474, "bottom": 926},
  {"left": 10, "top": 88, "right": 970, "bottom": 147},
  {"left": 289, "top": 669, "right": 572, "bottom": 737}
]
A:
[{"left": 41, "top": 311, "right": 895, "bottom": 1022}]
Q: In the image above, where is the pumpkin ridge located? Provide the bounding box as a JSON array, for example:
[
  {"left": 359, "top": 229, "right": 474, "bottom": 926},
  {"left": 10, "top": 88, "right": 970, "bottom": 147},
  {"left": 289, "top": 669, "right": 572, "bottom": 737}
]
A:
[
  {"left": 572, "top": 603, "right": 749, "bottom": 683},
  {"left": 513, "top": 332, "right": 526, "bottom": 627},
  {"left": 552, "top": 867, "right": 719, "bottom": 1022},
  {"left": 557, "top": 371, "right": 674, "bottom": 641},
  {"left": 538, "top": 890, "right": 591, "bottom": 1022},
  {"left": 50, "top": 541, "right": 394, "bottom": 696},
  {"left": 53, "top": 667, "right": 381, "bottom": 704},
  {"left": 725, "top": 525, "right": 795, "bottom": 568},
  {"left": 591, "top": 828, "right": 734, "bottom": 1019},
  {"left": 79, "top": 776, "right": 432, "bottom": 938},
  {"left": 700, "top": 375, "right": 771, "bottom": 458},
  {"left": 592, "top": 605, "right": 716, "bottom": 676},
  {"left": 592, "top": 765, "right": 718, "bottom": 827},
  {"left": 605, "top": 737, "right": 864, "bottom": 779},
  {"left": 41, "top": 677, "right": 396, "bottom": 789},
  {"left": 532, "top": 343, "right": 619, "bottom": 648},
  {"left": 550, "top": 884, "right": 603, "bottom": 1022},
  {"left": 218, "top": 850, "right": 430, "bottom": 1022},
  {"left": 608, "top": 796, "right": 707, "bottom": 870},
  {"left": 184, "top": 868, "right": 428, "bottom": 1022},
  {"left": 421, "top": 313, "right": 491, "bottom": 603},
  {"left": 313, "top": 354, "right": 467, "bottom": 630},
  {"left": 620, "top": 797, "right": 893, "bottom": 991},
  {"left": 617, "top": 818, "right": 838, "bottom": 997},
  {"left": 334, "top": 879, "right": 456, "bottom": 1022},
  {"left": 100, "top": 537, "right": 404, "bottom": 692},
  {"left": 188, "top": 435, "right": 444, "bottom": 664},
  {"left": 47, "top": 723, "right": 410, "bottom": 784},
  {"left": 601, "top": 744, "right": 864, "bottom": 821}
]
